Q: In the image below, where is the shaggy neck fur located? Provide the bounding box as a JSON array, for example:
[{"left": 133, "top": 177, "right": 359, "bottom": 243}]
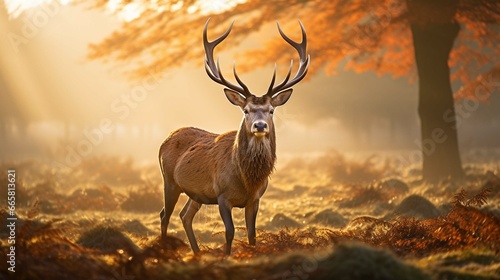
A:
[{"left": 234, "top": 121, "right": 276, "bottom": 193}]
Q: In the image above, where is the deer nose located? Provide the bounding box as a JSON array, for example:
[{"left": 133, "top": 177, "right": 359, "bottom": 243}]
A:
[{"left": 253, "top": 121, "right": 268, "bottom": 132}]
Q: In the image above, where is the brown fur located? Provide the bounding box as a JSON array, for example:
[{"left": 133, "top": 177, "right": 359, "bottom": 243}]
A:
[
  {"left": 159, "top": 121, "right": 275, "bottom": 206},
  {"left": 235, "top": 121, "right": 276, "bottom": 192}
]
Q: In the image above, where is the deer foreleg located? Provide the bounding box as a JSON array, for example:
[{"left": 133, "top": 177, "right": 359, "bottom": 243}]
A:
[
  {"left": 217, "top": 197, "right": 234, "bottom": 255},
  {"left": 245, "top": 199, "right": 259, "bottom": 246}
]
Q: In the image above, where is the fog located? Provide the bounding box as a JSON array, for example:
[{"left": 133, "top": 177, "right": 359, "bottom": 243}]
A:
[{"left": 1, "top": 1, "right": 499, "bottom": 167}]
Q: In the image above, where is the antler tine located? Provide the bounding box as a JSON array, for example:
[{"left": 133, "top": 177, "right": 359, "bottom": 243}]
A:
[
  {"left": 266, "top": 20, "right": 310, "bottom": 97},
  {"left": 203, "top": 19, "right": 232, "bottom": 72},
  {"left": 266, "top": 64, "right": 278, "bottom": 95},
  {"left": 278, "top": 20, "right": 308, "bottom": 59},
  {"left": 233, "top": 63, "right": 250, "bottom": 94},
  {"left": 203, "top": 19, "right": 251, "bottom": 97},
  {"left": 268, "top": 60, "right": 293, "bottom": 97}
]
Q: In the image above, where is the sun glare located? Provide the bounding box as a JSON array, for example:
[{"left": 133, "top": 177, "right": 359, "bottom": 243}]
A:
[
  {"left": 196, "top": 0, "right": 246, "bottom": 15},
  {"left": 3, "top": 0, "right": 246, "bottom": 21},
  {"left": 106, "top": 0, "right": 145, "bottom": 22},
  {"left": 4, "top": 0, "right": 71, "bottom": 18},
  {"left": 105, "top": 0, "right": 247, "bottom": 21}
]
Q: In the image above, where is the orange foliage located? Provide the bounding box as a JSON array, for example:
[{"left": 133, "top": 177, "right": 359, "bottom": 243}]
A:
[{"left": 81, "top": 0, "right": 499, "bottom": 100}]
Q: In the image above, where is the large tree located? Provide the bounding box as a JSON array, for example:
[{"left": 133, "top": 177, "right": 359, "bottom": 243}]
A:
[{"left": 81, "top": 0, "right": 499, "bottom": 182}]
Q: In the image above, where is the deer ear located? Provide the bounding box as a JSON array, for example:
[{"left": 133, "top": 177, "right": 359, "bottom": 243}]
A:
[
  {"left": 271, "top": 89, "right": 293, "bottom": 107},
  {"left": 224, "top": 88, "right": 246, "bottom": 107}
]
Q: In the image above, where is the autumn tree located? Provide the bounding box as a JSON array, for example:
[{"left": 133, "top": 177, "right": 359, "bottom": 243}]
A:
[{"left": 81, "top": 0, "right": 500, "bottom": 182}]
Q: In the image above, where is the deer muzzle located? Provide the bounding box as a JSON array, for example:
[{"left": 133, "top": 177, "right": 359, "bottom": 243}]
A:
[{"left": 251, "top": 121, "right": 269, "bottom": 137}]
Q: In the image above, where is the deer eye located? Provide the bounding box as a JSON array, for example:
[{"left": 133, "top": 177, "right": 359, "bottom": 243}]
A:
[
  {"left": 243, "top": 109, "right": 249, "bottom": 114},
  {"left": 270, "top": 110, "right": 274, "bottom": 114}
]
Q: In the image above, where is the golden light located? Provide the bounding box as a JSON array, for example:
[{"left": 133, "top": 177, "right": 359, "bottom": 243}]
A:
[
  {"left": 195, "top": 0, "right": 246, "bottom": 15},
  {"left": 106, "top": 0, "right": 247, "bottom": 20},
  {"left": 106, "top": 0, "right": 144, "bottom": 22},
  {"left": 4, "top": 0, "right": 72, "bottom": 18},
  {"left": 3, "top": 0, "right": 247, "bottom": 21}
]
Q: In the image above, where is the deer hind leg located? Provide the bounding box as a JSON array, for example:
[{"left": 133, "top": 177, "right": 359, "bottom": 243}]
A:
[
  {"left": 180, "top": 198, "right": 202, "bottom": 253},
  {"left": 160, "top": 177, "right": 181, "bottom": 240}
]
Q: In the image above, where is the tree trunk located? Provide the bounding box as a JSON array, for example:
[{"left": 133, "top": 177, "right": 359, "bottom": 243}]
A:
[{"left": 410, "top": 21, "right": 464, "bottom": 182}]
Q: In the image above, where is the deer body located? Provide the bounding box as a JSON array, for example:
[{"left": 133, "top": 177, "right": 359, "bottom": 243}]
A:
[
  {"left": 160, "top": 125, "right": 273, "bottom": 207},
  {"left": 160, "top": 19, "right": 309, "bottom": 255}
]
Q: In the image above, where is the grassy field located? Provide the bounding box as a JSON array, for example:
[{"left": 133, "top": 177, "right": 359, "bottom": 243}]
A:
[{"left": 1, "top": 152, "right": 499, "bottom": 280}]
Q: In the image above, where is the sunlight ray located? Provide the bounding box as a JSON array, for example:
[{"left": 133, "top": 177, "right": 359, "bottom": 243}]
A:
[{"left": 4, "top": 0, "right": 71, "bottom": 18}]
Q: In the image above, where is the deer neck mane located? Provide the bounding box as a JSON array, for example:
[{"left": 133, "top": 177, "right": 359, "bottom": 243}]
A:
[{"left": 234, "top": 122, "right": 276, "bottom": 192}]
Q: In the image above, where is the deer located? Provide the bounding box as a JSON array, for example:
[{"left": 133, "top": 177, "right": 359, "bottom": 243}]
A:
[{"left": 159, "top": 19, "right": 309, "bottom": 255}]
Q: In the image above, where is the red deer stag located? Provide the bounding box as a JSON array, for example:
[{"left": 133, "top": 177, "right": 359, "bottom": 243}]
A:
[{"left": 159, "top": 19, "right": 309, "bottom": 255}]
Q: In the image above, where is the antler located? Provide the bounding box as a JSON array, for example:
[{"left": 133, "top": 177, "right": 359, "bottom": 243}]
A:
[
  {"left": 266, "top": 20, "right": 310, "bottom": 98},
  {"left": 203, "top": 19, "right": 252, "bottom": 98}
]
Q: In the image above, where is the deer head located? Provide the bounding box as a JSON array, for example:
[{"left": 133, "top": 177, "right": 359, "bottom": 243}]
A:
[{"left": 203, "top": 19, "right": 310, "bottom": 139}]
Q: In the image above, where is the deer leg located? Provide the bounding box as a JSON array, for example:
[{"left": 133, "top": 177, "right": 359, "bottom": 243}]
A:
[
  {"left": 159, "top": 207, "right": 165, "bottom": 232},
  {"left": 161, "top": 179, "right": 181, "bottom": 240},
  {"left": 217, "top": 197, "right": 234, "bottom": 255},
  {"left": 180, "top": 198, "right": 202, "bottom": 253},
  {"left": 245, "top": 199, "right": 259, "bottom": 246}
]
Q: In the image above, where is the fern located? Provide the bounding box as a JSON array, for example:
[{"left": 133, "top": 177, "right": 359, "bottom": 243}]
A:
[
  {"left": 466, "top": 187, "right": 492, "bottom": 207},
  {"left": 27, "top": 199, "right": 40, "bottom": 219},
  {"left": 452, "top": 189, "right": 467, "bottom": 207},
  {"left": 452, "top": 186, "right": 492, "bottom": 208}
]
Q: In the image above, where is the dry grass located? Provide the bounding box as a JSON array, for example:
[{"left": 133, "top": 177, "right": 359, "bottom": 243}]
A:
[
  {"left": 1, "top": 155, "right": 499, "bottom": 279},
  {"left": 2, "top": 186, "right": 498, "bottom": 279}
]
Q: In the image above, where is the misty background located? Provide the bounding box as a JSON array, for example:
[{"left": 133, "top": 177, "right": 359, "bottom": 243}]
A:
[{"left": 1, "top": 1, "right": 499, "bottom": 168}]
